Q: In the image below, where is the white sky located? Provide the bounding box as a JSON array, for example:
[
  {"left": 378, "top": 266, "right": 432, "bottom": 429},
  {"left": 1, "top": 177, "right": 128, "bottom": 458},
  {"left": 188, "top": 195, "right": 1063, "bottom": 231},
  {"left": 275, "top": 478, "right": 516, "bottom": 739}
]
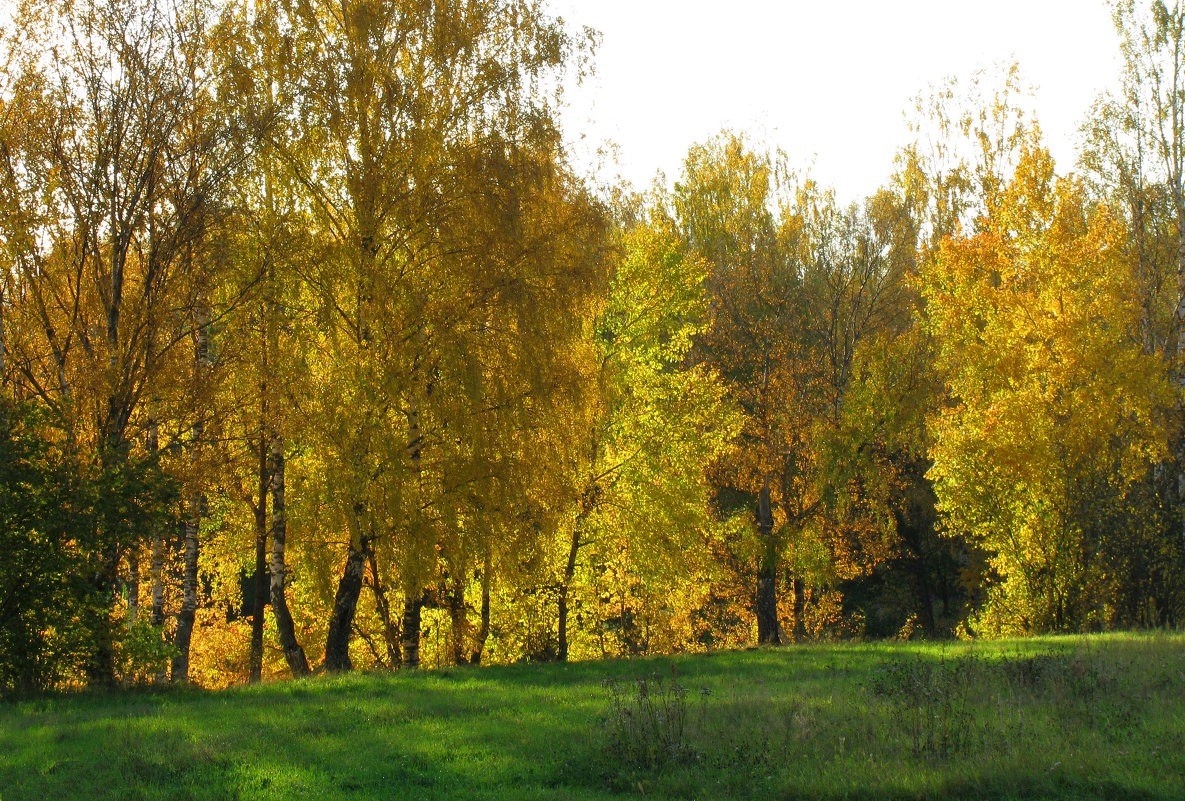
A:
[{"left": 552, "top": 0, "right": 1122, "bottom": 202}]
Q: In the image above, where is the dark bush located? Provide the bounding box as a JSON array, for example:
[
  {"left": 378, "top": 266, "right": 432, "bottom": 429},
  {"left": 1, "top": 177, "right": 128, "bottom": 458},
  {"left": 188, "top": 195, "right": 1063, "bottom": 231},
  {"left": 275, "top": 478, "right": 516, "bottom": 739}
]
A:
[{"left": 0, "top": 399, "right": 175, "bottom": 697}]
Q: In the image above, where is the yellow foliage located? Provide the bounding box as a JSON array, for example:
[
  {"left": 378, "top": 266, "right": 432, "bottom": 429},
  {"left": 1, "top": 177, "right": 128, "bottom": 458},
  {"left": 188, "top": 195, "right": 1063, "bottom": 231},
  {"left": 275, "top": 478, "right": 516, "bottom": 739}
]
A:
[{"left": 923, "top": 139, "right": 1172, "bottom": 634}]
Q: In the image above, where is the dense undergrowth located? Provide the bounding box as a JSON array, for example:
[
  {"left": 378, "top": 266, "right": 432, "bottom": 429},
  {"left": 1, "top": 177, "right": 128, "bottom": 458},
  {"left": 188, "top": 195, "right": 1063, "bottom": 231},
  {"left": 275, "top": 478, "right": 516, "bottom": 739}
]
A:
[{"left": 1, "top": 632, "right": 1181, "bottom": 801}]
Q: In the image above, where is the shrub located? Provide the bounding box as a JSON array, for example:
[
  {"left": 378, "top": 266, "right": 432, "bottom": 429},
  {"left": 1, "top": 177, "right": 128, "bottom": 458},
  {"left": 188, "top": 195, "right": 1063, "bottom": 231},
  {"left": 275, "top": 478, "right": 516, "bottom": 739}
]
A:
[
  {"left": 115, "top": 620, "right": 176, "bottom": 686},
  {"left": 602, "top": 669, "right": 702, "bottom": 768}
]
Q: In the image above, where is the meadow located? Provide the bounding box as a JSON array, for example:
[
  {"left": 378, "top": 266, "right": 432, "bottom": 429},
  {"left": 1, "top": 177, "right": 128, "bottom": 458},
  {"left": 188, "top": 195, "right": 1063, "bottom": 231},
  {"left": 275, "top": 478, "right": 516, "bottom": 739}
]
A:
[{"left": 1, "top": 632, "right": 1182, "bottom": 801}]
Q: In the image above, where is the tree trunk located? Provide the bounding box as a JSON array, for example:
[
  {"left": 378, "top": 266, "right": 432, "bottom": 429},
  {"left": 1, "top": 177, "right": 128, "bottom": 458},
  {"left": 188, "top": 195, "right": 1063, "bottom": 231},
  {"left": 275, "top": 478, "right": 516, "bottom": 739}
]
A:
[
  {"left": 173, "top": 300, "right": 210, "bottom": 683},
  {"left": 147, "top": 413, "right": 166, "bottom": 633},
  {"left": 402, "top": 594, "right": 423, "bottom": 669},
  {"left": 791, "top": 574, "right": 807, "bottom": 642},
  {"left": 895, "top": 512, "right": 937, "bottom": 637},
  {"left": 472, "top": 548, "right": 492, "bottom": 666},
  {"left": 558, "top": 526, "right": 581, "bottom": 662},
  {"left": 150, "top": 515, "right": 167, "bottom": 683},
  {"left": 1175, "top": 203, "right": 1185, "bottom": 566},
  {"left": 248, "top": 432, "right": 270, "bottom": 684},
  {"left": 325, "top": 508, "right": 369, "bottom": 672},
  {"left": 87, "top": 436, "right": 133, "bottom": 685},
  {"left": 910, "top": 549, "right": 937, "bottom": 637},
  {"left": 85, "top": 567, "right": 119, "bottom": 686},
  {"left": 269, "top": 436, "right": 311, "bottom": 677},
  {"left": 1177, "top": 204, "right": 1185, "bottom": 562},
  {"left": 755, "top": 479, "right": 781, "bottom": 645},
  {"left": 0, "top": 283, "right": 7, "bottom": 384},
  {"left": 150, "top": 534, "right": 166, "bottom": 627},
  {"left": 171, "top": 495, "right": 203, "bottom": 682},
  {"left": 365, "top": 548, "right": 402, "bottom": 668},
  {"left": 248, "top": 306, "right": 273, "bottom": 683},
  {"left": 127, "top": 547, "right": 140, "bottom": 625},
  {"left": 756, "top": 556, "right": 780, "bottom": 645},
  {"left": 324, "top": 546, "right": 367, "bottom": 672},
  {"left": 448, "top": 571, "right": 469, "bottom": 665},
  {"left": 398, "top": 372, "right": 430, "bottom": 671}
]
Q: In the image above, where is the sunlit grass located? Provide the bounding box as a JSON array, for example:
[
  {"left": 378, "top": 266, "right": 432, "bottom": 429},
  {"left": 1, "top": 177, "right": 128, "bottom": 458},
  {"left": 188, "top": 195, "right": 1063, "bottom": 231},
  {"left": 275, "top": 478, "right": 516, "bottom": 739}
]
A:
[{"left": 1, "top": 632, "right": 1182, "bottom": 800}]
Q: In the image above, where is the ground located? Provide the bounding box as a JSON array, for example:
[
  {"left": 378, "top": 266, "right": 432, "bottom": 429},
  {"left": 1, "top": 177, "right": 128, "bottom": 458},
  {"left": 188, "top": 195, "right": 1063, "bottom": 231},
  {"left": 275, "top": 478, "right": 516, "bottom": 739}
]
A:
[{"left": 1, "top": 632, "right": 1182, "bottom": 800}]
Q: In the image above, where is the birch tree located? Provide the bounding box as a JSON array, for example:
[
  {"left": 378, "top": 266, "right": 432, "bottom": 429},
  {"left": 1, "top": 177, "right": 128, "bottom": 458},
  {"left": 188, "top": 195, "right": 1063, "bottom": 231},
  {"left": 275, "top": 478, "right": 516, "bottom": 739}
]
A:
[{"left": 0, "top": 0, "right": 249, "bottom": 682}]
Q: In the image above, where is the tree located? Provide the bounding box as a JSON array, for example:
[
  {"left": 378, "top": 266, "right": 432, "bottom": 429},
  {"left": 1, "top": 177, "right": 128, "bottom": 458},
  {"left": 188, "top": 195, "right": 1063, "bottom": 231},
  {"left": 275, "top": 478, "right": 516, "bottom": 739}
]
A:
[
  {"left": 267, "top": 0, "right": 602, "bottom": 671},
  {"left": 674, "top": 135, "right": 801, "bottom": 644},
  {"left": 923, "top": 141, "right": 1171, "bottom": 633},
  {"left": 1107, "top": 0, "right": 1185, "bottom": 565},
  {"left": 849, "top": 66, "right": 1043, "bottom": 638},
  {"left": 545, "top": 198, "right": 738, "bottom": 661},
  {"left": 1077, "top": 0, "right": 1185, "bottom": 624},
  {"left": 0, "top": 0, "right": 250, "bottom": 683},
  {"left": 675, "top": 135, "right": 909, "bottom": 644}
]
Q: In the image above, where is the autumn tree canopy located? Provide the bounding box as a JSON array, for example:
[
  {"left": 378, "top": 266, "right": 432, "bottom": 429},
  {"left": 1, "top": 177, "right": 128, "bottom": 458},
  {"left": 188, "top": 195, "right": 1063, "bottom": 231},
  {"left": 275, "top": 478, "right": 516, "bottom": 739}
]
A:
[{"left": 1, "top": 0, "right": 1183, "bottom": 694}]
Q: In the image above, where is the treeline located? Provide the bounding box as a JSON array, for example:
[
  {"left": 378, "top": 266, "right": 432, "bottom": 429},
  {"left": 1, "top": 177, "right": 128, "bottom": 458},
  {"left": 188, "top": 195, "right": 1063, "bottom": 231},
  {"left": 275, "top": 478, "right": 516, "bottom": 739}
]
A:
[{"left": 1, "top": 0, "right": 1183, "bottom": 695}]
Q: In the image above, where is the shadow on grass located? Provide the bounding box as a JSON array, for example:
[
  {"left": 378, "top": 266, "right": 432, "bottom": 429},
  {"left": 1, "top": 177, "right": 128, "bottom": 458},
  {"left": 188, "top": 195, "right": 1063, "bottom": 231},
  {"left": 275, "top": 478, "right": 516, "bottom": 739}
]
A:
[
  {"left": 776, "top": 777, "right": 1175, "bottom": 801},
  {"left": 2, "top": 634, "right": 1182, "bottom": 801}
]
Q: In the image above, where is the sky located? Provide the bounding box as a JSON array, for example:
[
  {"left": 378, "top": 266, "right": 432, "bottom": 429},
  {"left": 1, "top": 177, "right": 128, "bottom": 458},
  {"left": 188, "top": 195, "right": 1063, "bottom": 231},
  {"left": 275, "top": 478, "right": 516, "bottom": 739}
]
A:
[{"left": 551, "top": 0, "right": 1122, "bottom": 202}]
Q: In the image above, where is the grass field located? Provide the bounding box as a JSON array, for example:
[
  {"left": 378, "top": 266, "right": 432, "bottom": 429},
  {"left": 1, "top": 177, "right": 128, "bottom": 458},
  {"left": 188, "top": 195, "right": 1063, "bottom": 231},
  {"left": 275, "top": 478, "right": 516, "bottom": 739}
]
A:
[{"left": 1, "top": 632, "right": 1182, "bottom": 800}]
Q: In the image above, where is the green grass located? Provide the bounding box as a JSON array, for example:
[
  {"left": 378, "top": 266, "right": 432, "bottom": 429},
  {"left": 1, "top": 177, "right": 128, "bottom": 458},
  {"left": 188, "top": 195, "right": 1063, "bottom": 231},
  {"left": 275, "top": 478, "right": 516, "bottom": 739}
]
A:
[{"left": 2, "top": 632, "right": 1183, "bottom": 800}]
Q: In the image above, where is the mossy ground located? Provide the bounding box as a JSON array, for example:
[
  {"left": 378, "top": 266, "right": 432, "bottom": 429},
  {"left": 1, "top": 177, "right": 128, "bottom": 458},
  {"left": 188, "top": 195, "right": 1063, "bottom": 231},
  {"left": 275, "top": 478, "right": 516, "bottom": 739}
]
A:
[{"left": 1, "top": 632, "right": 1182, "bottom": 800}]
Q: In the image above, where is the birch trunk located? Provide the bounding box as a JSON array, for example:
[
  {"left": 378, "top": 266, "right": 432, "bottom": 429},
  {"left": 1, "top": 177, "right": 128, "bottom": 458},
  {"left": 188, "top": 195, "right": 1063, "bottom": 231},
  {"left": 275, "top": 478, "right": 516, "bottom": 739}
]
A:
[
  {"left": 402, "top": 595, "right": 423, "bottom": 669},
  {"left": 172, "top": 302, "right": 210, "bottom": 683},
  {"left": 171, "top": 495, "right": 204, "bottom": 682},
  {"left": 269, "top": 436, "right": 311, "bottom": 677},
  {"left": 448, "top": 572, "right": 468, "bottom": 665}
]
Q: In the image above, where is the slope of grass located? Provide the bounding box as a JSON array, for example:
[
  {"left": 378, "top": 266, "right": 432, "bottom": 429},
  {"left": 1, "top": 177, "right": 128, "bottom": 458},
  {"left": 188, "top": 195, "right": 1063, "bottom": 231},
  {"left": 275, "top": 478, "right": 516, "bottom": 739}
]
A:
[{"left": 1, "top": 632, "right": 1182, "bottom": 800}]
